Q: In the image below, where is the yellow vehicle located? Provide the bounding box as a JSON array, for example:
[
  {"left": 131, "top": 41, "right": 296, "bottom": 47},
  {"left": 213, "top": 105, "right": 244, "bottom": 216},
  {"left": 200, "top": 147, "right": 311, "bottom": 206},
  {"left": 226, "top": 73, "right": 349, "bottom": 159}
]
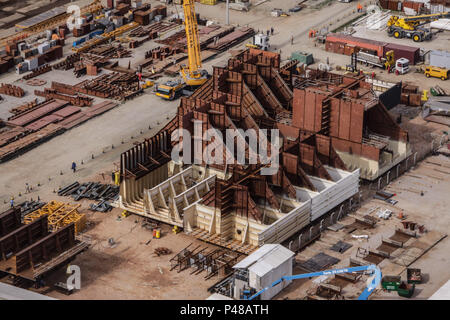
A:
[
  {"left": 424, "top": 66, "right": 449, "bottom": 81},
  {"left": 141, "top": 80, "right": 154, "bottom": 89},
  {"left": 387, "top": 12, "right": 450, "bottom": 42},
  {"left": 155, "top": 80, "right": 185, "bottom": 100}
]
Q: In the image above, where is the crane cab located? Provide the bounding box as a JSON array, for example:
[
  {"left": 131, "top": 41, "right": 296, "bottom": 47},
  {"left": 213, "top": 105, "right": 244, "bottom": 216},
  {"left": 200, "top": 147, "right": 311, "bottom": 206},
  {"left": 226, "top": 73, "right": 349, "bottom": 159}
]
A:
[
  {"left": 180, "top": 66, "right": 209, "bottom": 87},
  {"left": 155, "top": 80, "right": 184, "bottom": 100},
  {"left": 395, "top": 58, "right": 409, "bottom": 75}
]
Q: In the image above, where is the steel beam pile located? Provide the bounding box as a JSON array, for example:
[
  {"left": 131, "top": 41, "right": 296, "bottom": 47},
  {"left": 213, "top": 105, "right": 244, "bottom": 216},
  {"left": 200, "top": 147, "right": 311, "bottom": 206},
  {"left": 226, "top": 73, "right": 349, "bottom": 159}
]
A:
[
  {"left": 19, "top": 200, "right": 47, "bottom": 218},
  {"left": 61, "top": 182, "right": 119, "bottom": 201},
  {"left": 23, "top": 65, "right": 52, "bottom": 80},
  {"left": 34, "top": 89, "right": 93, "bottom": 107},
  {"left": 129, "top": 21, "right": 178, "bottom": 38},
  {"left": 53, "top": 53, "right": 81, "bottom": 71},
  {"left": 87, "top": 44, "right": 131, "bottom": 59},
  {"left": 0, "top": 84, "right": 25, "bottom": 97},
  {"left": 59, "top": 181, "right": 119, "bottom": 212}
]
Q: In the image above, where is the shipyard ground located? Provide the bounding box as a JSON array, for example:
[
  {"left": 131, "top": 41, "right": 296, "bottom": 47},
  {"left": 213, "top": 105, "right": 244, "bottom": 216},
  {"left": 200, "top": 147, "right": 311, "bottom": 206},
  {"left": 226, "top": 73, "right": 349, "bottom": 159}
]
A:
[{"left": 0, "top": 0, "right": 449, "bottom": 299}]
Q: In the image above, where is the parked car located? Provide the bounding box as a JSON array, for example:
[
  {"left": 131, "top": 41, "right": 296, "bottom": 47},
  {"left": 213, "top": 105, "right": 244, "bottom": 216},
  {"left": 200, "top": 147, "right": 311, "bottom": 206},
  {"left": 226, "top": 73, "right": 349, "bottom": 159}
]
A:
[{"left": 289, "top": 5, "right": 303, "bottom": 12}]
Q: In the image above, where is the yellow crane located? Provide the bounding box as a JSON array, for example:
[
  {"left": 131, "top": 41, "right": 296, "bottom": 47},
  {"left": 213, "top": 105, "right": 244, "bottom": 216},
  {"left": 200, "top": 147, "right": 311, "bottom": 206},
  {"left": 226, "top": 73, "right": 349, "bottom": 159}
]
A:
[
  {"left": 156, "top": 0, "right": 208, "bottom": 100},
  {"left": 387, "top": 12, "right": 450, "bottom": 42},
  {"left": 180, "top": 0, "right": 208, "bottom": 87}
]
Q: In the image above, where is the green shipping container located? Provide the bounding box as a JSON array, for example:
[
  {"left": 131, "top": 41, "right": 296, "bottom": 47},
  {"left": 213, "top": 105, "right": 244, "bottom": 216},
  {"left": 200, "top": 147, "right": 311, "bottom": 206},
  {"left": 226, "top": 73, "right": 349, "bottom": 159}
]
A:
[
  {"left": 291, "top": 51, "right": 314, "bottom": 66},
  {"left": 381, "top": 276, "right": 401, "bottom": 291}
]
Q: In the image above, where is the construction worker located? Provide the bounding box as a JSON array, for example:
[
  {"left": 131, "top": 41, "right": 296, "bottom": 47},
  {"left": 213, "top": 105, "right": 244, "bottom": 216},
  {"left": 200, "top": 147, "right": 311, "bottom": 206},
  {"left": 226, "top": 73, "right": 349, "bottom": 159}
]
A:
[
  {"left": 71, "top": 161, "right": 77, "bottom": 173},
  {"left": 25, "top": 183, "right": 30, "bottom": 194},
  {"left": 270, "top": 27, "right": 274, "bottom": 35},
  {"left": 357, "top": 3, "right": 363, "bottom": 12},
  {"left": 10, "top": 197, "right": 14, "bottom": 208},
  {"left": 309, "top": 29, "right": 313, "bottom": 38}
]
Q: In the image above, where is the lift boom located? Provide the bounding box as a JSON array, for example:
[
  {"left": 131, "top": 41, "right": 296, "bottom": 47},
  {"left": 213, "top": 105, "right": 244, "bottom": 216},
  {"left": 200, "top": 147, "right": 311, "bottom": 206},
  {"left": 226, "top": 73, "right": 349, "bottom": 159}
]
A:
[
  {"left": 387, "top": 12, "right": 450, "bottom": 42},
  {"left": 180, "top": 0, "right": 208, "bottom": 86},
  {"left": 245, "top": 264, "right": 382, "bottom": 300}
]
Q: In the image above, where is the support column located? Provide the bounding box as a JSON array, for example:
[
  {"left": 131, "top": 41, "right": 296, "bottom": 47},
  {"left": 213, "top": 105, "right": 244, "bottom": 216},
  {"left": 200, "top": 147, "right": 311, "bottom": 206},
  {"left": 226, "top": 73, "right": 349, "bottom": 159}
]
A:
[{"left": 226, "top": 0, "right": 230, "bottom": 25}]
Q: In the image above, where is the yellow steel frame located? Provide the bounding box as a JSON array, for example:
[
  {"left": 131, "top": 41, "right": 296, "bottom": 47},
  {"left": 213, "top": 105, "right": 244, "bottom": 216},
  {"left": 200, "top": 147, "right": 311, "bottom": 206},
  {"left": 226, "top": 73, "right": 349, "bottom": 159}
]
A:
[
  {"left": 23, "top": 200, "right": 86, "bottom": 234},
  {"left": 72, "top": 22, "right": 139, "bottom": 53}
]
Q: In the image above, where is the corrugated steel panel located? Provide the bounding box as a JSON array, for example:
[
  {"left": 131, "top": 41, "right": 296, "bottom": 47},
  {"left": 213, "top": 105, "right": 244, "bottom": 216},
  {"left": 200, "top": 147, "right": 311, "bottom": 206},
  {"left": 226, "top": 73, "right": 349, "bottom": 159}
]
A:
[
  {"left": 384, "top": 43, "right": 420, "bottom": 65},
  {"left": 430, "top": 50, "right": 450, "bottom": 69},
  {"left": 0, "top": 283, "right": 56, "bottom": 300},
  {"left": 233, "top": 244, "right": 294, "bottom": 272}
]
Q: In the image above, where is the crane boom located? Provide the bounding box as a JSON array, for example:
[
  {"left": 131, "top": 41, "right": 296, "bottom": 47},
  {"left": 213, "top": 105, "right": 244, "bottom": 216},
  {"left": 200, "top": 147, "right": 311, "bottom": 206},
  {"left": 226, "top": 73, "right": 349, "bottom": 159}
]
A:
[
  {"left": 245, "top": 264, "right": 382, "bottom": 300},
  {"left": 183, "top": 0, "right": 202, "bottom": 74},
  {"left": 387, "top": 12, "right": 450, "bottom": 42},
  {"left": 180, "top": 0, "right": 208, "bottom": 87}
]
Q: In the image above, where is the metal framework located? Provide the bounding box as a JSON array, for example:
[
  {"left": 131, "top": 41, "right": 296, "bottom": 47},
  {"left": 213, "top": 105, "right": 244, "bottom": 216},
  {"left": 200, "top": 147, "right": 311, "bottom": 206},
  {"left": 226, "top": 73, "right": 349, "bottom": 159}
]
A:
[
  {"left": 23, "top": 201, "right": 86, "bottom": 234},
  {"left": 170, "top": 243, "right": 241, "bottom": 279}
]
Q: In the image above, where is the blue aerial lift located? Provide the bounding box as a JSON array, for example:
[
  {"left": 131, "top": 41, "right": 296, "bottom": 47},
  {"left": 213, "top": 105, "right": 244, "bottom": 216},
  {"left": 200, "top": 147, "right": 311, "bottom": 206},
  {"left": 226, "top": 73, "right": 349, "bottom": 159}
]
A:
[{"left": 244, "top": 264, "right": 382, "bottom": 300}]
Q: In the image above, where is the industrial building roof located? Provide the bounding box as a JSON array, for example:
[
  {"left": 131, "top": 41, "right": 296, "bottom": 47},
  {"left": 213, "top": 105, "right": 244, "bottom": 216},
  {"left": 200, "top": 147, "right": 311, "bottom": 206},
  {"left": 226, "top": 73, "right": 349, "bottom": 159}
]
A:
[
  {"left": 16, "top": 7, "right": 66, "bottom": 29},
  {"left": 429, "top": 280, "right": 450, "bottom": 300},
  {"left": 0, "top": 283, "right": 56, "bottom": 300},
  {"left": 233, "top": 244, "right": 294, "bottom": 277},
  {"left": 206, "top": 293, "right": 234, "bottom": 300}
]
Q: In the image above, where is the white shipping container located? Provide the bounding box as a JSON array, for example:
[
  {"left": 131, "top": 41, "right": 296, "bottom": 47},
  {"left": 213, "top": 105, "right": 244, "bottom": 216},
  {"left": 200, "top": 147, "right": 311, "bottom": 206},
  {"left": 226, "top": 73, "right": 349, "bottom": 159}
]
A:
[
  {"left": 131, "top": 0, "right": 142, "bottom": 8},
  {"left": 25, "top": 57, "right": 38, "bottom": 71},
  {"left": 18, "top": 42, "right": 28, "bottom": 52},
  {"left": 37, "top": 43, "right": 50, "bottom": 54},
  {"left": 430, "top": 50, "right": 450, "bottom": 69}
]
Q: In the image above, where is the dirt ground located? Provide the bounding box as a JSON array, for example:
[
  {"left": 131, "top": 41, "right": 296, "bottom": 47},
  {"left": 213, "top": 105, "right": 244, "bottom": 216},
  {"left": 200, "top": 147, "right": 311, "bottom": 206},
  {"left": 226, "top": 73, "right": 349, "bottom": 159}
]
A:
[{"left": 42, "top": 205, "right": 221, "bottom": 300}]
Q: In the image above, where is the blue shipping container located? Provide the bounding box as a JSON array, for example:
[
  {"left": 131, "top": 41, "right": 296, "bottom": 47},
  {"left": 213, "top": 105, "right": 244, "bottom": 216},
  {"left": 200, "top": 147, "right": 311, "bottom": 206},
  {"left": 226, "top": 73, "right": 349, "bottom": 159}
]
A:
[
  {"left": 72, "top": 37, "right": 86, "bottom": 47},
  {"left": 89, "top": 29, "right": 104, "bottom": 39}
]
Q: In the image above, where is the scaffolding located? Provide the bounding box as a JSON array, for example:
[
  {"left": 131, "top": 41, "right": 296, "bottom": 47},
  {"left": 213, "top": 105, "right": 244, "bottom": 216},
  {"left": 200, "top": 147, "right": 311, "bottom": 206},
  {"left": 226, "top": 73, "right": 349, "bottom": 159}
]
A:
[
  {"left": 170, "top": 243, "right": 241, "bottom": 280},
  {"left": 23, "top": 200, "right": 86, "bottom": 234}
]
